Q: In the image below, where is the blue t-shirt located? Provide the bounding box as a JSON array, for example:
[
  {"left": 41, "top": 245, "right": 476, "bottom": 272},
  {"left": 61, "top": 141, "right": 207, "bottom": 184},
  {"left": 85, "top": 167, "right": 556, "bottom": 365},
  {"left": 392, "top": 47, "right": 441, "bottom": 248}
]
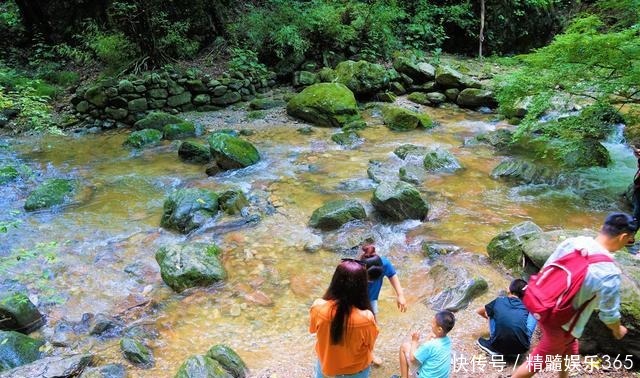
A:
[
  {"left": 414, "top": 336, "right": 451, "bottom": 378},
  {"left": 485, "top": 296, "right": 534, "bottom": 355},
  {"left": 367, "top": 256, "right": 396, "bottom": 301}
]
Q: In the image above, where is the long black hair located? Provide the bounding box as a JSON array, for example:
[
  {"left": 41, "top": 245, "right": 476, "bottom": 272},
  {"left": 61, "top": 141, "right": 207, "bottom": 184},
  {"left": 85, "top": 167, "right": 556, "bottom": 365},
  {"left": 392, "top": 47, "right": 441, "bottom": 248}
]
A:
[{"left": 322, "top": 260, "right": 372, "bottom": 344}]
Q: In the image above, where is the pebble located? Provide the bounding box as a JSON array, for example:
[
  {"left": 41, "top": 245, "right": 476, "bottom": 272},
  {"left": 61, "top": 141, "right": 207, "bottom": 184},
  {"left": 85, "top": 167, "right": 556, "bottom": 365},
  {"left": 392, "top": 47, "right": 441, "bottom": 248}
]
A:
[{"left": 230, "top": 304, "right": 242, "bottom": 317}]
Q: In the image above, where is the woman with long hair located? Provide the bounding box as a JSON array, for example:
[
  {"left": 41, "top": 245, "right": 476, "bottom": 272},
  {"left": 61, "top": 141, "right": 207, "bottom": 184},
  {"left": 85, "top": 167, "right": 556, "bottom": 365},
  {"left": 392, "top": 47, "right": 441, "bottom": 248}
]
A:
[{"left": 310, "top": 259, "right": 379, "bottom": 378}]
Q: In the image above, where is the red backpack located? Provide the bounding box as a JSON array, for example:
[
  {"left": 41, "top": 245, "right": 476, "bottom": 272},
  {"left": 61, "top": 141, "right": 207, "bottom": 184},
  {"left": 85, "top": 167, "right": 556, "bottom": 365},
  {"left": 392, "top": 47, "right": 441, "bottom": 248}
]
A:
[{"left": 522, "top": 249, "right": 613, "bottom": 332}]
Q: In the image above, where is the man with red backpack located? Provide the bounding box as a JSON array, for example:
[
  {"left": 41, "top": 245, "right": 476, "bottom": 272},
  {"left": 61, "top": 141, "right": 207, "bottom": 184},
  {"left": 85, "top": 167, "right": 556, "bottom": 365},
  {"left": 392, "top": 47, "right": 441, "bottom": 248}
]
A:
[{"left": 512, "top": 212, "right": 637, "bottom": 378}]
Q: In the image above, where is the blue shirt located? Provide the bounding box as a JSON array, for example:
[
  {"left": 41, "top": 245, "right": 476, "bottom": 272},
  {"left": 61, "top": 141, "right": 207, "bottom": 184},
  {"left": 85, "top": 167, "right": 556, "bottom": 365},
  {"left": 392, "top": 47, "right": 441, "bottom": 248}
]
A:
[
  {"left": 414, "top": 336, "right": 451, "bottom": 378},
  {"left": 367, "top": 256, "right": 396, "bottom": 301},
  {"left": 485, "top": 296, "right": 535, "bottom": 354}
]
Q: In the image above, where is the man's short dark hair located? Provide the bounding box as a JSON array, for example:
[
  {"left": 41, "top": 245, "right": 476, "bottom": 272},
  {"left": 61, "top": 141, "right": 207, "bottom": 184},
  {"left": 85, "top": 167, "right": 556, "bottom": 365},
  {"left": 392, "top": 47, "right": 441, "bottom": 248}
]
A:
[
  {"left": 601, "top": 212, "right": 639, "bottom": 237},
  {"left": 435, "top": 310, "right": 455, "bottom": 334},
  {"left": 509, "top": 279, "right": 527, "bottom": 299}
]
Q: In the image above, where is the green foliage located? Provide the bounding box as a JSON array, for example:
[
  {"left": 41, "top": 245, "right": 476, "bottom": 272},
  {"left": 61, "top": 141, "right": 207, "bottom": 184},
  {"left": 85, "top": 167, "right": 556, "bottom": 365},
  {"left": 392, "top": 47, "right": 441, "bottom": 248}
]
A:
[
  {"left": 228, "top": 48, "right": 269, "bottom": 77},
  {"left": 403, "top": 1, "right": 474, "bottom": 51}
]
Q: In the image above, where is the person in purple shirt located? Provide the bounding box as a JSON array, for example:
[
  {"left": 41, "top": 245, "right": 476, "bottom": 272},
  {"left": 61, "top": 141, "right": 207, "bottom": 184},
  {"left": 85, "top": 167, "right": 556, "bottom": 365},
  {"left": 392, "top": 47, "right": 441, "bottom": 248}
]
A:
[{"left": 360, "top": 244, "right": 407, "bottom": 365}]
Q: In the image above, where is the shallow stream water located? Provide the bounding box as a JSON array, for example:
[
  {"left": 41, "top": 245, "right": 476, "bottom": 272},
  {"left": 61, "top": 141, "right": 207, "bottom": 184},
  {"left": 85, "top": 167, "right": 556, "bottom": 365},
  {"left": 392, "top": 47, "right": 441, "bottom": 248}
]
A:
[{"left": 0, "top": 100, "right": 636, "bottom": 377}]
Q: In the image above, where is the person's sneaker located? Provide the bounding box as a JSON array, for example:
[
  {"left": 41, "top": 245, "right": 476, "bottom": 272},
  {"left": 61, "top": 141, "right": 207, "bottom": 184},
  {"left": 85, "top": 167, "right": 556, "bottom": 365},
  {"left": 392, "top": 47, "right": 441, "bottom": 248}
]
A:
[{"left": 475, "top": 337, "right": 499, "bottom": 356}]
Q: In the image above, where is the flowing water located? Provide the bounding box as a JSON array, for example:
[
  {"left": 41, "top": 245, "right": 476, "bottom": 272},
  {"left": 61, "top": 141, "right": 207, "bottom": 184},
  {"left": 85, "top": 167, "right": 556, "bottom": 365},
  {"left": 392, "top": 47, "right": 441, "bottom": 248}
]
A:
[{"left": 0, "top": 102, "right": 635, "bottom": 377}]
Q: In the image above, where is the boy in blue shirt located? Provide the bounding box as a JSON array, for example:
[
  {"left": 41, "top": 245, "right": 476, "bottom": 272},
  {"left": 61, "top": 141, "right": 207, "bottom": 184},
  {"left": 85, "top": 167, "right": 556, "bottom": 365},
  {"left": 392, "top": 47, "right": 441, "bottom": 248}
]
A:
[{"left": 398, "top": 310, "right": 455, "bottom": 378}]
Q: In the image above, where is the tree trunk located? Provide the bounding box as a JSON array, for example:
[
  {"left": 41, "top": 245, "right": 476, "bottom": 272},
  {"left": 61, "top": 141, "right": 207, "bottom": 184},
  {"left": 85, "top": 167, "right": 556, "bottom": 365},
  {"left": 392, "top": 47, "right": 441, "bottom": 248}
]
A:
[
  {"left": 14, "top": 0, "right": 53, "bottom": 41},
  {"left": 479, "top": 0, "right": 485, "bottom": 58}
]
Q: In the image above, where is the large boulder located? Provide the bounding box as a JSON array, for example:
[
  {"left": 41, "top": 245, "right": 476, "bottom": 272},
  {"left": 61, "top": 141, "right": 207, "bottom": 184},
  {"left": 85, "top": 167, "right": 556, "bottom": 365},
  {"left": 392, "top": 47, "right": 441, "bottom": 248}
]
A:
[
  {"left": 286, "top": 83, "right": 362, "bottom": 128},
  {"left": 490, "top": 158, "right": 554, "bottom": 185},
  {"left": 133, "top": 112, "right": 185, "bottom": 131},
  {"left": 334, "top": 60, "right": 390, "bottom": 97},
  {"left": 178, "top": 141, "right": 212, "bottom": 164},
  {"left": 435, "top": 66, "right": 465, "bottom": 88},
  {"left": 206, "top": 345, "right": 247, "bottom": 378},
  {"left": 155, "top": 243, "right": 226, "bottom": 293},
  {"left": 393, "top": 57, "right": 435, "bottom": 83},
  {"left": 371, "top": 181, "right": 429, "bottom": 221},
  {"left": 24, "top": 179, "right": 75, "bottom": 211},
  {"left": 486, "top": 221, "right": 543, "bottom": 271},
  {"left": 425, "top": 263, "right": 488, "bottom": 312},
  {"left": 160, "top": 188, "right": 219, "bottom": 234},
  {"left": 123, "top": 129, "right": 163, "bottom": 148},
  {"left": 174, "top": 355, "right": 233, "bottom": 378},
  {"left": 456, "top": 88, "right": 497, "bottom": 108},
  {"left": 0, "top": 331, "right": 43, "bottom": 371},
  {"left": 309, "top": 199, "right": 367, "bottom": 231},
  {"left": 208, "top": 134, "right": 260, "bottom": 170},
  {"left": 0, "top": 354, "right": 93, "bottom": 378},
  {"left": 381, "top": 106, "right": 433, "bottom": 131},
  {"left": 0, "top": 292, "right": 44, "bottom": 333}
]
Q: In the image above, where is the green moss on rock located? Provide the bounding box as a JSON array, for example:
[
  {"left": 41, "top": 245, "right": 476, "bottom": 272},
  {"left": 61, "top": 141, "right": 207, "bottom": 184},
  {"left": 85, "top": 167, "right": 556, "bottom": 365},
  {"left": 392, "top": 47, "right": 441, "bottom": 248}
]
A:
[
  {"left": 206, "top": 344, "right": 247, "bottom": 378},
  {"left": 155, "top": 243, "right": 226, "bottom": 293},
  {"left": 163, "top": 122, "right": 196, "bottom": 140},
  {"left": 160, "top": 188, "right": 219, "bottom": 234},
  {"left": 371, "top": 181, "right": 429, "bottom": 221},
  {"left": 286, "top": 83, "right": 362, "bottom": 128},
  {"left": 309, "top": 199, "right": 367, "bottom": 230},
  {"left": 0, "top": 166, "right": 19, "bottom": 185},
  {"left": 123, "top": 129, "right": 163, "bottom": 148},
  {"left": 0, "top": 330, "right": 44, "bottom": 371},
  {"left": 24, "top": 179, "right": 75, "bottom": 211},
  {"left": 381, "top": 106, "right": 433, "bottom": 131},
  {"left": 133, "top": 112, "right": 185, "bottom": 131},
  {"left": 208, "top": 133, "right": 260, "bottom": 170}
]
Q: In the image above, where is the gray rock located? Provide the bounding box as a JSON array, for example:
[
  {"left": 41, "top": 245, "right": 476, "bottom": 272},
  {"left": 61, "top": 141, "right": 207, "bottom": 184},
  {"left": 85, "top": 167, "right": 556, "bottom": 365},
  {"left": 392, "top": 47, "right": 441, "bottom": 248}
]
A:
[
  {"left": 0, "top": 354, "right": 93, "bottom": 378},
  {"left": 371, "top": 181, "right": 428, "bottom": 221},
  {"left": 309, "top": 199, "right": 367, "bottom": 231},
  {"left": 155, "top": 244, "right": 226, "bottom": 293}
]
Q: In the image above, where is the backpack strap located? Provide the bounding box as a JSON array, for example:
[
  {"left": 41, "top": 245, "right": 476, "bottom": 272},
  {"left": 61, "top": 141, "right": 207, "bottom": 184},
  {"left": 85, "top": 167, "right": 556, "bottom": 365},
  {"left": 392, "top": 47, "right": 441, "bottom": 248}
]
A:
[{"left": 586, "top": 253, "right": 614, "bottom": 264}]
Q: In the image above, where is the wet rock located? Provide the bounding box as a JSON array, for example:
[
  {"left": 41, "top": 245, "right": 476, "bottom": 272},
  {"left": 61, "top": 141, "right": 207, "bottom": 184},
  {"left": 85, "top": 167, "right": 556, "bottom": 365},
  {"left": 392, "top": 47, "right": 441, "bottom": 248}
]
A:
[
  {"left": 0, "top": 166, "right": 19, "bottom": 185},
  {"left": 435, "top": 66, "right": 466, "bottom": 88},
  {"left": 297, "top": 126, "right": 314, "bottom": 135},
  {"left": 331, "top": 131, "right": 362, "bottom": 148},
  {"left": 24, "top": 179, "right": 75, "bottom": 211},
  {"left": 133, "top": 112, "right": 185, "bottom": 131},
  {"left": 399, "top": 164, "right": 427, "bottom": 186},
  {"left": 0, "top": 292, "right": 44, "bottom": 333},
  {"left": 155, "top": 243, "right": 226, "bottom": 292},
  {"left": 456, "top": 88, "right": 497, "bottom": 108},
  {"left": 162, "top": 122, "right": 196, "bottom": 140},
  {"left": 421, "top": 242, "right": 463, "bottom": 258},
  {"left": 0, "top": 353, "right": 93, "bottom": 378},
  {"left": 120, "top": 337, "right": 153, "bottom": 368},
  {"left": 205, "top": 162, "right": 222, "bottom": 176},
  {"left": 0, "top": 330, "right": 44, "bottom": 371},
  {"left": 426, "top": 92, "right": 447, "bottom": 105},
  {"left": 375, "top": 92, "right": 396, "bottom": 102},
  {"left": 381, "top": 105, "right": 433, "bottom": 131},
  {"left": 218, "top": 189, "right": 249, "bottom": 215},
  {"left": 89, "top": 313, "right": 123, "bottom": 338},
  {"left": 208, "top": 133, "right": 260, "bottom": 170},
  {"left": 79, "top": 363, "right": 126, "bottom": 378},
  {"left": 444, "top": 88, "right": 459, "bottom": 102},
  {"left": 371, "top": 181, "right": 429, "bottom": 221},
  {"left": 321, "top": 222, "right": 375, "bottom": 254},
  {"left": 393, "top": 57, "right": 435, "bottom": 83},
  {"left": 167, "top": 92, "right": 192, "bottom": 107},
  {"left": 160, "top": 188, "right": 219, "bottom": 234},
  {"left": 123, "top": 129, "right": 163, "bottom": 148},
  {"left": 85, "top": 86, "right": 107, "bottom": 108},
  {"left": 309, "top": 199, "right": 367, "bottom": 231},
  {"left": 393, "top": 144, "right": 430, "bottom": 160},
  {"left": 486, "top": 221, "right": 543, "bottom": 271},
  {"left": 174, "top": 355, "right": 233, "bottom": 378},
  {"left": 471, "top": 129, "right": 513, "bottom": 151},
  {"left": 490, "top": 158, "right": 554, "bottom": 185},
  {"left": 286, "top": 83, "right": 362, "bottom": 128},
  {"left": 429, "top": 276, "right": 488, "bottom": 312},
  {"left": 178, "top": 141, "right": 212, "bottom": 164},
  {"left": 334, "top": 60, "right": 390, "bottom": 97},
  {"left": 206, "top": 344, "right": 247, "bottom": 378},
  {"left": 422, "top": 147, "right": 462, "bottom": 172},
  {"left": 367, "top": 159, "right": 402, "bottom": 184},
  {"left": 341, "top": 120, "right": 367, "bottom": 132}
]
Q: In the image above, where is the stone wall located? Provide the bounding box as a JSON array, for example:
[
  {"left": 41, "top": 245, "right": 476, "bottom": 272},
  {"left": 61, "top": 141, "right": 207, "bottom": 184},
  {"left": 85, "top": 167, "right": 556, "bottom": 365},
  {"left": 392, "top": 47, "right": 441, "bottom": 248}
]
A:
[{"left": 70, "top": 71, "right": 277, "bottom": 129}]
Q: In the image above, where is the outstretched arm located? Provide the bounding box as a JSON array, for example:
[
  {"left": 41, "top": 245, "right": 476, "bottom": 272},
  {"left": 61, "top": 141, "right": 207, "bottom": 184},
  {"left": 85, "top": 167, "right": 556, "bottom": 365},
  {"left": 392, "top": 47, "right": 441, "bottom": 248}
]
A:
[
  {"left": 389, "top": 274, "right": 407, "bottom": 312},
  {"left": 476, "top": 306, "right": 488, "bottom": 319}
]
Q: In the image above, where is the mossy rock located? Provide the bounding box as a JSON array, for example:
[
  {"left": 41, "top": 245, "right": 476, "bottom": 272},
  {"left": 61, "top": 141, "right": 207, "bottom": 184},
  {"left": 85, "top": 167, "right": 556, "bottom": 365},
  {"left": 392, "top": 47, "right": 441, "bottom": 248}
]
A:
[
  {"left": 399, "top": 165, "right": 427, "bottom": 185},
  {"left": 206, "top": 344, "right": 247, "bottom": 378},
  {"left": 123, "top": 129, "right": 163, "bottom": 148},
  {"left": 434, "top": 66, "right": 465, "bottom": 88},
  {"left": 24, "top": 178, "right": 75, "bottom": 211},
  {"left": 160, "top": 188, "right": 220, "bottom": 234},
  {"left": 218, "top": 190, "right": 249, "bottom": 215},
  {"left": 371, "top": 181, "right": 429, "bottom": 221},
  {"left": 334, "top": 60, "right": 390, "bottom": 97},
  {"left": 423, "top": 147, "right": 462, "bottom": 172},
  {"left": 292, "top": 71, "right": 317, "bottom": 87},
  {"left": 286, "top": 83, "right": 362, "bottom": 128},
  {"left": 393, "top": 57, "right": 435, "bottom": 83},
  {"left": 0, "top": 330, "right": 44, "bottom": 371},
  {"left": 85, "top": 86, "right": 107, "bottom": 108},
  {"left": 486, "top": 221, "right": 543, "bottom": 271},
  {"left": 248, "top": 98, "right": 285, "bottom": 110},
  {"left": 331, "top": 131, "right": 362, "bottom": 148},
  {"left": 429, "top": 277, "right": 488, "bottom": 312},
  {"left": 381, "top": 106, "right": 433, "bottom": 131},
  {"left": 393, "top": 144, "right": 430, "bottom": 160},
  {"left": 174, "top": 355, "right": 233, "bottom": 378},
  {"left": 0, "top": 292, "right": 44, "bottom": 333},
  {"left": 178, "top": 141, "right": 212, "bottom": 164},
  {"left": 456, "top": 88, "right": 497, "bottom": 108},
  {"left": 133, "top": 112, "right": 185, "bottom": 131},
  {"left": 490, "top": 158, "right": 554, "bottom": 185},
  {"left": 120, "top": 337, "right": 153, "bottom": 367},
  {"left": 309, "top": 199, "right": 367, "bottom": 231},
  {"left": 316, "top": 67, "right": 337, "bottom": 83},
  {"left": 156, "top": 243, "right": 226, "bottom": 293},
  {"left": 407, "top": 92, "right": 430, "bottom": 105},
  {"left": 208, "top": 133, "right": 260, "bottom": 170},
  {"left": 341, "top": 120, "right": 367, "bottom": 132},
  {"left": 163, "top": 122, "right": 196, "bottom": 140},
  {"left": 0, "top": 166, "right": 19, "bottom": 185}
]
